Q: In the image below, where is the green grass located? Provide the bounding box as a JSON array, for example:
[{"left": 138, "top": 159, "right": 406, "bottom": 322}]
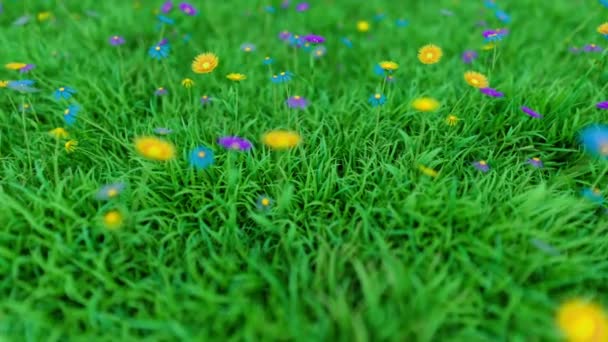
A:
[{"left": 2, "top": 0, "right": 608, "bottom": 340}]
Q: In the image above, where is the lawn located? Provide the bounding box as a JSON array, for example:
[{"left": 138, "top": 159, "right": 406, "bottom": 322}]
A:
[{"left": 2, "top": 0, "right": 608, "bottom": 340}]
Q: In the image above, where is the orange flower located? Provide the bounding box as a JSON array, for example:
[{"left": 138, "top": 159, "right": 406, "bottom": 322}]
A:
[
  {"left": 418, "top": 44, "right": 442, "bottom": 64},
  {"left": 134, "top": 136, "right": 175, "bottom": 161},
  {"left": 464, "top": 71, "right": 489, "bottom": 88},
  {"left": 192, "top": 53, "right": 219, "bottom": 74}
]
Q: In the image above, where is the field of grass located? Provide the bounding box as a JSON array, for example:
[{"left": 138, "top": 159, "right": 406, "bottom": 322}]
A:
[{"left": 2, "top": 0, "right": 608, "bottom": 340}]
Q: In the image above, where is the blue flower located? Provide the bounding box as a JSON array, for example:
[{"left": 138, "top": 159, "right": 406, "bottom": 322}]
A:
[
  {"left": 395, "top": 19, "right": 409, "bottom": 27},
  {"left": 263, "top": 56, "right": 274, "bottom": 65},
  {"left": 264, "top": 5, "right": 276, "bottom": 13},
  {"left": 7, "top": 80, "right": 39, "bottom": 93},
  {"left": 483, "top": 0, "right": 498, "bottom": 9},
  {"left": 53, "top": 86, "right": 76, "bottom": 100},
  {"left": 368, "top": 93, "right": 386, "bottom": 107},
  {"left": 288, "top": 34, "right": 303, "bottom": 48},
  {"left": 95, "top": 182, "right": 126, "bottom": 201},
  {"left": 63, "top": 104, "right": 80, "bottom": 126},
  {"left": 495, "top": 10, "right": 511, "bottom": 23},
  {"left": 157, "top": 15, "right": 175, "bottom": 25},
  {"left": 270, "top": 71, "right": 294, "bottom": 84},
  {"left": 149, "top": 44, "right": 170, "bottom": 60},
  {"left": 341, "top": 37, "right": 353, "bottom": 48},
  {"left": 373, "top": 64, "right": 385, "bottom": 76},
  {"left": 256, "top": 194, "right": 273, "bottom": 212},
  {"left": 188, "top": 146, "right": 214, "bottom": 170},
  {"left": 582, "top": 187, "right": 604, "bottom": 205},
  {"left": 312, "top": 46, "right": 326, "bottom": 58},
  {"left": 374, "top": 13, "right": 386, "bottom": 22},
  {"left": 601, "top": 0, "right": 608, "bottom": 8},
  {"left": 580, "top": 124, "right": 608, "bottom": 159}
]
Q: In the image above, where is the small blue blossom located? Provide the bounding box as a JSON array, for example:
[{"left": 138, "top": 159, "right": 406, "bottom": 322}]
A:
[
  {"left": 7, "top": 80, "right": 39, "bottom": 93},
  {"left": 53, "top": 86, "right": 76, "bottom": 100},
  {"left": 270, "top": 71, "right": 294, "bottom": 84},
  {"left": 373, "top": 64, "right": 384, "bottom": 76},
  {"left": 288, "top": 34, "right": 303, "bottom": 48},
  {"left": 368, "top": 93, "right": 386, "bottom": 107},
  {"left": 495, "top": 10, "right": 511, "bottom": 23},
  {"left": 157, "top": 15, "right": 175, "bottom": 25},
  {"left": 395, "top": 19, "right": 409, "bottom": 27},
  {"left": 341, "top": 37, "right": 353, "bottom": 48},
  {"left": 256, "top": 195, "right": 273, "bottom": 212},
  {"left": 580, "top": 124, "right": 608, "bottom": 159},
  {"left": 263, "top": 56, "right": 274, "bottom": 65},
  {"left": 63, "top": 104, "right": 80, "bottom": 126},
  {"left": 264, "top": 5, "right": 276, "bottom": 13},
  {"left": 582, "top": 187, "right": 604, "bottom": 205},
  {"left": 148, "top": 44, "right": 170, "bottom": 60},
  {"left": 188, "top": 146, "right": 215, "bottom": 170}
]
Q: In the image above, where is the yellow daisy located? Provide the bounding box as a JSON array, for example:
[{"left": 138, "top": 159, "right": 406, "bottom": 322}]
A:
[
  {"left": 445, "top": 115, "right": 460, "bottom": 126},
  {"left": 181, "top": 78, "right": 194, "bottom": 88},
  {"left": 598, "top": 22, "right": 608, "bottom": 35},
  {"left": 65, "top": 140, "right": 78, "bottom": 153},
  {"left": 412, "top": 97, "right": 440, "bottom": 112},
  {"left": 418, "top": 165, "right": 439, "bottom": 178},
  {"left": 356, "top": 20, "right": 370, "bottom": 32},
  {"left": 464, "top": 71, "right": 489, "bottom": 88},
  {"left": 103, "top": 210, "right": 124, "bottom": 230},
  {"left": 5, "top": 63, "right": 27, "bottom": 70},
  {"left": 192, "top": 52, "right": 219, "bottom": 74},
  {"left": 262, "top": 130, "right": 301, "bottom": 150},
  {"left": 226, "top": 73, "right": 246, "bottom": 81},
  {"left": 557, "top": 299, "right": 608, "bottom": 342},
  {"left": 49, "top": 128, "right": 68, "bottom": 139},
  {"left": 379, "top": 61, "right": 398, "bottom": 71},
  {"left": 134, "top": 136, "right": 176, "bottom": 161},
  {"left": 418, "top": 44, "right": 443, "bottom": 64},
  {"left": 37, "top": 11, "right": 52, "bottom": 22},
  {"left": 0, "top": 80, "right": 8, "bottom": 88}
]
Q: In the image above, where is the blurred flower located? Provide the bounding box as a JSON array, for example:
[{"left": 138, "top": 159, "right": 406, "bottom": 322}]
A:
[
  {"left": 263, "top": 56, "right": 273, "bottom": 65},
  {"left": 480, "top": 87, "right": 504, "bottom": 97},
  {"left": 54, "top": 86, "right": 76, "bottom": 100},
  {"left": 256, "top": 195, "right": 273, "bottom": 211},
  {"left": 103, "top": 210, "right": 124, "bottom": 230},
  {"left": 412, "top": 97, "right": 439, "bottom": 112},
  {"left": 439, "top": 9, "right": 453, "bottom": 16},
  {"left": 109, "top": 35, "right": 125, "bottom": 46},
  {"left": 95, "top": 182, "right": 126, "bottom": 201},
  {"left": 157, "top": 15, "right": 175, "bottom": 25},
  {"left": 49, "top": 128, "right": 69, "bottom": 139},
  {"left": 569, "top": 46, "right": 581, "bottom": 54},
  {"left": 597, "top": 101, "right": 608, "bottom": 110},
  {"left": 483, "top": 0, "right": 497, "bottom": 9},
  {"left": 495, "top": 10, "right": 511, "bottom": 23},
  {"left": 418, "top": 165, "right": 438, "bottom": 178},
  {"left": 368, "top": 93, "right": 386, "bottom": 107},
  {"left": 288, "top": 34, "right": 304, "bottom": 48},
  {"left": 582, "top": 187, "right": 604, "bottom": 204},
  {"left": 227, "top": 73, "right": 246, "bottom": 81},
  {"left": 472, "top": 160, "right": 490, "bottom": 173},
  {"left": 65, "top": 140, "right": 78, "bottom": 153},
  {"left": 464, "top": 71, "right": 489, "bottom": 88},
  {"left": 521, "top": 106, "right": 543, "bottom": 118},
  {"left": 262, "top": 130, "right": 301, "bottom": 150},
  {"left": 179, "top": 2, "right": 197, "bottom": 15},
  {"left": 5, "top": 63, "right": 27, "bottom": 70},
  {"left": 200, "top": 95, "right": 212, "bottom": 105},
  {"left": 379, "top": 61, "right": 398, "bottom": 72},
  {"left": 7, "top": 80, "right": 39, "bottom": 93},
  {"left": 580, "top": 124, "right": 608, "bottom": 158},
  {"left": 13, "top": 15, "right": 31, "bottom": 26},
  {"left": 188, "top": 146, "right": 214, "bottom": 169},
  {"left": 271, "top": 71, "right": 294, "bottom": 83},
  {"left": 445, "top": 115, "right": 460, "bottom": 126},
  {"left": 597, "top": 22, "right": 608, "bottom": 35},
  {"left": 264, "top": 5, "right": 276, "bottom": 13},
  {"left": 527, "top": 157, "right": 543, "bottom": 168},
  {"left": 556, "top": 299, "right": 608, "bottom": 342},
  {"left": 278, "top": 30, "right": 291, "bottom": 41},
  {"left": 161, "top": 1, "right": 173, "bottom": 13},
  {"left": 192, "top": 52, "right": 219, "bottom": 73},
  {"left": 462, "top": 50, "right": 478, "bottom": 64},
  {"left": 134, "top": 136, "right": 176, "bottom": 161},
  {"left": 356, "top": 20, "right": 370, "bottom": 32},
  {"left": 530, "top": 238, "right": 560, "bottom": 256},
  {"left": 18, "top": 64, "right": 35, "bottom": 73},
  {"left": 181, "top": 78, "right": 194, "bottom": 88},
  {"left": 295, "top": 2, "right": 309, "bottom": 11},
  {"left": 303, "top": 34, "right": 325, "bottom": 44},
  {"left": 240, "top": 43, "right": 256, "bottom": 52},
  {"left": 395, "top": 19, "right": 409, "bottom": 27},
  {"left": 373, "top": 63, "right": 385, "bottom": 76},
  {"left": 37, "top": 12, "right": 52, "bottom": 21},
  {"left": 602, "top": 0, "right": 608, "bottom": 8},
  {"left": 341, "top": 37, "right": 353, "bottom": 48},
  {"left": 218, "top": 136, "right": 253, "bottom": 151},
  {"left": 312, "top": 46, "right": 327, "bottom": 58},
  {"left": 19, "top": 103, "right": 33, "bottom": 112},
  {"left": 418, "top": 44, "right": 442, "bottom": 64},
  {"left": 155, "top": 87, "right": 167, "bottom": 96},
  {"left": 584, "top": 44, "right": 602, "bottom": 52},
  {"left": 154, "top": 127, "right": 173, "bottom": 135},
  {"left": 385, "top": 75, "right": 396, "bottom": 83},
  {"left": 148, "top": 44, "right": 170, "bottom": 59},
  {"left": 482, "top": 43, "right": 496, "bottom": 50},
  {"left": 286, "top": 95, "right": 308, "bottom": 109},
  {"left": 483, "top": 28, "right": 508, "bottom": 42},
  {"left": 63, "top": 105, "right": 80, "bottom": 126}
]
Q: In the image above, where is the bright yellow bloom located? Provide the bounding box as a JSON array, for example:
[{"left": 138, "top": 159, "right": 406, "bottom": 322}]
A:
[
  {"left": 598, "top": 23, "right": 608, "bottom": 35},
  {"left": 0, "top": 80, "right": 8, "bottom": 88},
  {"left": 418, "top": 44, "right": 442, "bottom": 64},
  {"left": 557, "top": 299, "right": 608, "bottom": 342},
  {"left": 379, "top": 61, "right": 398, "bottom": 71},
  {"left": 134, "top": 136, "right": 176, "bottom": 161},
  {"left": 37, "top": 11, "right": 52, "bottom": 22},
  {"left": 192, "top": 52, "right": 219, "bottom": 74},
  {"left": 181, "top": 78, "right": 195, "bottom": 88},
  {"left": 418, "top": 165, "right": 438, "bottom": 178},
  {"left": 226, "top": 73, "right": 246, "bottom": 81},
  {"left": 356, "top": 20, "right": 370, "bottom": 32},
  {"left": 262, "top": 130, "right": 301, "bottom": 150},
  {"left": 464, "top": 71, "right": 489, "bottom": 88},
  {"left": 5, "top": 63, "right": 27, "bottom": 70},
  {"left": 49, "top": 128, "right": 68, "bottom": 139},
  {"left": 482, "top": 43, "right": 496, "bottom": 50},
  {"left": 65, "top": 140, "right": 78, "bottom": 153},
  {"left": 412, "top": 97, "right": 440, "bottom": 112},
  {"left": 445, "top": 115, "right": 460, "bottom": 126},
  {"left": 103, "top": 210, "right": 124, "bottom": 230}
]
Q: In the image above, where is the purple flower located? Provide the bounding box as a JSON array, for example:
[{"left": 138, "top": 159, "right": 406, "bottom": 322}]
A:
[
  {"left": 19, "top": 64, "right": 35, "bottom": 73},
  {"left": 385, "top": 75, "right": 396, "bottom": 83},
  {"left": 109, "top": 35, "right": 125, "bottom": 46},
  {"left": 521, "top": 106, "right": 543, "bottom": 118},
  {"left": 218, "top": 136, "right": 253, "bottom": 151},
  {"left": 281, "top": 0, "right": 290, "bottom": 9},
  {"left": 527, "top": 157, "right": 543, "bottom": 168},
  {"left": 472, "top": 160, "right": 490, "bottom": 173},
  {"left": 179, "top": 2, "right": 197, "bottom": 15},
  {"left": 286, "top": 95, "right": 308, "bottom": 109},
  {"left": 161, "top": 1, "right": 173, "bottom": 13},
  {"left": 483, "top": 28, "right": 508, "bottom": 42},
  {"left": 480, "top": 87, "right": 504, "bottom": 98},
  {"left": 278, "top": 30, "right": 291, "bottom": 41},
  {"left": 597, "top": 101, "right": 608, "bottom": 109},
  {"left": 158, "top": 38, "right": 169, "bottom": 46},
  {"left": 155, "top": 87, "right": 167, "bottom": 96},
  {"left": 295, "top": 2, "right": 309, "bottom": 11},
  {"left": 462, "top": 50, "right": 478, "bottom": 64},
  {"left": 584, "top": 44, "right": 602, "bottom": 52},
  {"left": 569, "top": 46, "right": 581, "bottom": 54},
  {"left": 200, "top": 95, "right": 212, "bottom": 105},
  {"left": 303, "top": 34, "right": 325, "bottom": 44}
]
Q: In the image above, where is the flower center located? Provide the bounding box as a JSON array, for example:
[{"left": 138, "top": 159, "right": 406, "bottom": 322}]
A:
[
  {"left": 479, "top": 160, "right": 487, "bottom": 165},
  {"left": 375, "top": 94, "right": 381, "bottom": 99},
  {"left": 426, "top": 52, "right": 433, "bottom": 59},
  {"left": 64, "top": 109, "right": 70, "bottom": 115},
  {"left": 108, "top": 189, "right": 118, "bottom": 197},
  {"left": 261, "top": 198, "right": 270, "bottom": 206},
  {"left": 472, "top": 79, "right": 479, "bottom": 84},
  {"left": 280, "top": 72, "right": 285, "bottom": 76},
  {"left": 601, "top": 143, "right": 608, "bottom": 155},
  {"left": 113, "top": 36, "right": 118, "bottom": 39},
  {"left": 198, "top": 151, "right": 206, "bottom": 158},
  {"left": 230, "top": 142, "right": 240, "bottom": 149},
  {"left": 294, "top": 96, "right": 300, "bottom": 100},
  {"left": 155, "top": 46, "right": 161, "bottom": 51},
  {"left": 202, "top": 62, "right": 210, "bottom": 69},
  {"left": 59, "top": 87, "right": 65, "bottom": 91}
]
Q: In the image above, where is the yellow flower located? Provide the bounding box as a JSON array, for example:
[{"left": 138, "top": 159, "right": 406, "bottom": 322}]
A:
[
  {"left": 418, "top": 165, "right": 438, "bottom": 178},
  {"left": 134, "top": 136, "right": 176, "bottom": 161},
  {"left": 0, "top": 80, "right": 8, "bottom": 88},
  {"left": 181, "top": 78, "right": 195, "bottom": 88},
  {"left": 598, "top": 23, "right": 608, "bottom": 35},
  {"left": 226, "top": 73, "right": 246, "bottom": 81},
  {"left": 192, "top": 52, "right": 219, "bottom": 74},
  {"left": 445, "top": 115, "right": 460, "bottom": 126},
  {"left": 464, "top": 71, "right": 489, "bottom": 88},
  {"left": 356, "top": 20, "right": 370, "bottom": 32},
  {"left": 412, "top": 97, "right": 440, "bottom": 112},
  {"left": 557, "top": 299, "right": 608, "bottom": 342},
  {"left": 482, "top": 43, "right": 496, "bottom": 50},
  {"left": 5, "top": 63, "right": 27, "bottom": 70},
  {"left": 49, "top": 128, "right": 69, "bottom": 139},
  {"left": 418, "top": 44, "right": 443, "bottom": 64},
  {"left": 65, "top": 140, "right": 78, "bottom": 153},
  {"left": 379, "top": 61, "right": 398, "bottom": 71},
  {"left": 103, "top": 210, "right": 124, "bottom": 230},
  {"left": 37, "top": 11, "right": 52, "bottom": 22},
  {"left": 262, "top": 130, "right": 301, "bottom": 150}
]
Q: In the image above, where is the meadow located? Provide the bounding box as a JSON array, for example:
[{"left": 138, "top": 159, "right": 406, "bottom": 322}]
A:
[{"left": 2, "top": 0, "right": 608, "bottom": 340}]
